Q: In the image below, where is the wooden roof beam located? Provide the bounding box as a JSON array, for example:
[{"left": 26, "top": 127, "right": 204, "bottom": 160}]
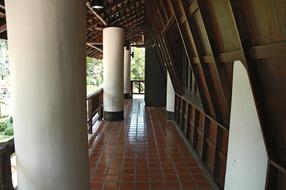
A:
[
  {"left": 86, "top": 1, "right": 108, "bottom": 26},
  {"left": 86, "top": 43, "right": 103, "bottom": 53}
]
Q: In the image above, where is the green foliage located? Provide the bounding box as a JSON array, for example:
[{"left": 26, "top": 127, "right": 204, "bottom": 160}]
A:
[
  {"left": 131, "top": 48, "right": 145, "bottom": 80},
  {"left": 9, "top": 116, "right": 13, "bottom": 124},
  {"left": 0, "top": 40, "right": 9, "bottom": 81},
  {"left": 0, "top": 121, "right": 7, "bottom": 132},
  {"left": 0, "top": 116, "right": 13, "bottom": 137},
  {"left": 4, "top": 127, "right": 13, "bottom": 136},
  {"left": 86, "top": 48, "right": 145, "bottom": 95},
  {"left": 86, "top": 57, "right": 103, "bottom": 94}
]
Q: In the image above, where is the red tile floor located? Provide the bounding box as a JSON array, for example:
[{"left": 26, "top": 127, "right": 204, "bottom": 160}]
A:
[{"left": 89, "top": 97, "right": 213, "bottom": 190}]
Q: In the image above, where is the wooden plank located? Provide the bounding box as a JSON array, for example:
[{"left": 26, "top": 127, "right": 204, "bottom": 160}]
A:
[
  {"left": 269, "top": 159, "right": 286, "bottom": 174},
  {"left": 0, "top": 24, "right": 6, "bottom": 33},
  {"left": 217, "top": 50, "right": 244, "bottom": 63},
  {"left": 162, "top": 15, "right": 175, "bottom": 34},
  {"left": 171, "top": 0, "right": 216, "bottom": 116},
  {"left": 176, "top": 93, "right": 226, "bottom": 130},
  {"left": 179, "top": 15, "right": 187, "bottom": 24},
  {"left": 250, "top": 42, "right": 286, "bottom": 59},
  {"left": 188, "top": 1, "right": 199, "bottom": 15},
  {"left": 202, "top": 56, "right": 216, "bottom": 64},
  {"left": 187, "top": 0, "right": 230, "bottom": 125},
  {"left": 192, "top": 57, "right": 200, "bottom": 64},
  {"left": 86, "top": 1, "right": 108, "bottom": 26}
]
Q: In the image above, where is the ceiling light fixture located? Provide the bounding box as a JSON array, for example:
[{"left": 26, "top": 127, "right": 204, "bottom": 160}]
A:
[{"left": 92, "top": 0, "right": 104, "bottom": 9}]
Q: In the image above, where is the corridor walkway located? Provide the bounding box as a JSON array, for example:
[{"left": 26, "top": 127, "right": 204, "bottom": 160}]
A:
[{"left": 89, "top": 98, "right": 213, "bottom": 190}]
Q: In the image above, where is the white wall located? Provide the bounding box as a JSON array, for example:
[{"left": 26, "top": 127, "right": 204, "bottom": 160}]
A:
[
  {"left": 166, "top": 72, "right": 175, "bottom": 112},
  {"left": 225, "top": 61, "right": 268, "bottom": 190}
]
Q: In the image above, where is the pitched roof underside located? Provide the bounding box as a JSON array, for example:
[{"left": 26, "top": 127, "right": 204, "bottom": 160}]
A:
[{"left": 0, "top": 0, "right": 148, "bottom": 59}]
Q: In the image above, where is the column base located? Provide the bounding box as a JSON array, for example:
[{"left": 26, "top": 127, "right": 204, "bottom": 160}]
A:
[
  {"left": 166, "top": 111, "right": 175, "bottom": 121},
  {"left": 124, "top": 93, "right": 132, "bottom": 99},
  {"left": 104, "top": 111, "right": 124, "bottom": 121}
]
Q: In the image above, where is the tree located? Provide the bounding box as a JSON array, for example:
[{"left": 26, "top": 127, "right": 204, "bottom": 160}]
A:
[
  {"left": 131, "top": 47, "right": 145, "bottom": 80},
  {"left": 86, "top": 57, "right": 103, "bottom": 94},
  {"left": 0, "top": 40, "right": 9, "bottom": 81}
]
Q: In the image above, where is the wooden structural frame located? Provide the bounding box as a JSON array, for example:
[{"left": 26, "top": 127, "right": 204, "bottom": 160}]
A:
[
  {"left": 87, "top": 89, "right": 104, "bottom": 134},
  {"left": 0, "top": 0, "right": 285, "bottom": 189},
  {"left": 130, "top": 80, "right": 145, "bottom": 95},
  {"left": 147, "top": 0, "right": 286, "bottom": 189},
  {"left": 86, "top": 0, "right": 147, "bottom": 59}
]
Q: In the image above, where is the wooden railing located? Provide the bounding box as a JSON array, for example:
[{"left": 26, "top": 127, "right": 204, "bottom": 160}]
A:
[
  {"left": 175, "top": 94, "right": 228, "bottom": 188},
  {"left": 87, "top": 88, "right": 103, "bottom": 134},
  {"left": 0, "top": 138, "right": 15, "bottom": 190},
  {"left": 0, "top": 90, "right": 104, "bottom": 189},
  {"left": 131, "top": 80, "right": 145, "bottom": 95}
]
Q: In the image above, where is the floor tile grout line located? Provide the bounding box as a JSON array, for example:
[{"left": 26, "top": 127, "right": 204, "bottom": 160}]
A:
[
  {"left": 89, "top": 99, "right": 213, "bottom": 190},
  {"left": 102, "top": 117, "right": 125, "bottom": 189},
  {"left": 118, "top": 100, "right": 133, "bottom": 190},
  {"left": 152, "top": 107, "right": 184, "bottom": 190},
  {"left": 160, "top": 107, "right": 200, "bottom": 190},
  {"left": 157, "top": 108, "right": 213, "bottom": 190},
  {"left": 148, "top": 108, "right": 168, "bottom": 187}
]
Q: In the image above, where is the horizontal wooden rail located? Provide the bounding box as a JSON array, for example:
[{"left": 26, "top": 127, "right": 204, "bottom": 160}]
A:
[
  {"left": 176, "top": 93, "right": 226, "bottom": 130},
  {"left": 0, "top": 91, "right": 104, "bottom": 189},
  {"left": 174, "top": 94, "right": 228, "bottom": 188},
  {"left": 131, "top": 80, "right": 145, "bottom": 95},
  {"left": 87, "top": 88, "right": 103, "bottom": 134}
]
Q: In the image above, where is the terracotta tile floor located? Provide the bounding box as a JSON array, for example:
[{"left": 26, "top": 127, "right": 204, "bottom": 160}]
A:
[{"left": 89, "top": 98, "right": 213, "bottom": 190}]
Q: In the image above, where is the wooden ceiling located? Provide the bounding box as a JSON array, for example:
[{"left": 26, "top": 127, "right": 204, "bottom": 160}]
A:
[
  {"left": 86, "top": 0, "right": 147, "bottom": 59},
  {"left": 0, "top": 0, "right": 6, "bottom": 39},
  {"left": 0, "top": 0, "right": 148, "bottom": 59}
]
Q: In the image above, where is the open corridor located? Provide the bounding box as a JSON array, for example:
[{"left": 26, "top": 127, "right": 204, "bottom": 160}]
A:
[{"left": 89, "top": 98, "right": 213, "bottom": 190}]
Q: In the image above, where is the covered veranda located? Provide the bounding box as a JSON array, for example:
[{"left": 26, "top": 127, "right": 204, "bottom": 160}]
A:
[{"left": 0, "top": 0, "right": 285, "bottom": 190}]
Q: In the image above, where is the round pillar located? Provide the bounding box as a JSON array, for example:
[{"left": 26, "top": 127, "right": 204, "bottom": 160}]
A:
[
  {"left": 124, "top": 46, "right": 131, "bottom": 99},
  {"left": 166, "top": 72, "right": 175, "bottom": 120},
  {"left": 6, "top": 1, "right": 89, "bottom": 190},
  {"left": 103, "top": 27, "right": 124, "bottom": 121}
]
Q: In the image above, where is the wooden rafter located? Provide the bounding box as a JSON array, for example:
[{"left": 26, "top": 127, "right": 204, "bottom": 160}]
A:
[{"left": 86, "top": 1, "right": 108, "bottom": 26}]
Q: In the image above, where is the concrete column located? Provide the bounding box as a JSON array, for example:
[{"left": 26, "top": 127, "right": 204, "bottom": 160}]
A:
[
  {"left": 103, "top": 27, "right": 124, "bottom": 121},
  {"left": 6, "top": 1, "right": 89, "bottom": 190},
  {"left": 124, "top": 46, "right": 131, "bottom": 99},
  {"left": 166, "top": 72, "right": 175, "bottom": 120}
]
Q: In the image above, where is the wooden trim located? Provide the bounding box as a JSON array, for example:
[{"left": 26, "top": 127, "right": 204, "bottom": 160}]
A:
[
  {"left": 269, "top": 159, "right": 286, "bottom": 174},
  {"left": 162, "top": 15, "right": 175, "bottom": 34},
  {"left": 176, "top": 93, "right": 226, "bottom": 130},
  {"left": 188, "top": 1, "right": 199, "bottom": 15},
  {"left": 217, "top": 50, "right": 244, "bottom": 63},
  {"left": 0, "top": 24, "right": 6, "bottom": 33},
  {"left": 192, "top": 57, "right": 200, "bottom": 64},
  {"left": 202, "top": 56, "right": 216, "bottom": 64},
  {"left": 250, "top": 42, "right": 286, "bottom": 59}
]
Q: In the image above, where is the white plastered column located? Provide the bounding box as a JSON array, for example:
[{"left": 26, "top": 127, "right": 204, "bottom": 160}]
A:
[
  {"left": 166, "top": 72, "right": 175, "bottom": 120},
  {"left": 103, "top": 27, "right": 124, "bottom": 121},
  {"left": 124, "top": 46, "right": 131, "bottom": 99},
  {"left": 5, "top": 0, "right": 89, "bottom": 190}
]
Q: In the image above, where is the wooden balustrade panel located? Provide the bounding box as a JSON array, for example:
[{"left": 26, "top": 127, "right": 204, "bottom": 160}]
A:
[
  {"left": 175, "top": 94, "right": 228, "bottom": 188},
  {"left": 86, "top": 89, "right": 103, "bottom": 133},
  {"left": 149, "top": 0, "right": 286, "bottom": 189}
]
